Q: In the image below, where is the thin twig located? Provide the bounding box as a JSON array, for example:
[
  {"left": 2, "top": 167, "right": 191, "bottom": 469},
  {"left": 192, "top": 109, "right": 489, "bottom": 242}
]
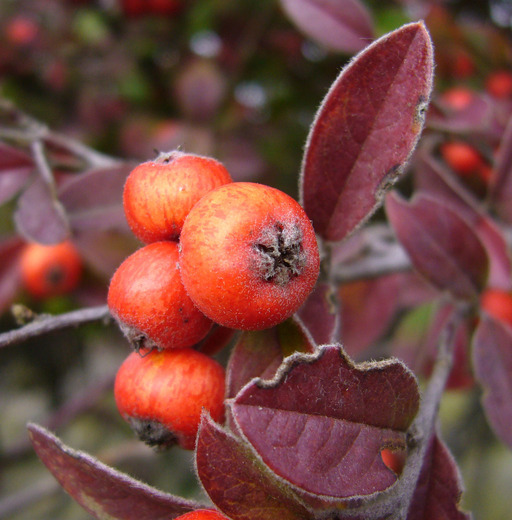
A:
[
  {"left": 331, "top": 224, "right": 413, "bottom": 283},
  {"left": 31, "top": 139, "right": 58, "bottom": 195},
  {"left": 0, "top": 305, "right": 112, "bottom": 349},
  {"left": 392, "top": 304, "right": 467, "bottom": 519},
  {"left": 0, "top": 97, "right": 121, "bottom": 169}
]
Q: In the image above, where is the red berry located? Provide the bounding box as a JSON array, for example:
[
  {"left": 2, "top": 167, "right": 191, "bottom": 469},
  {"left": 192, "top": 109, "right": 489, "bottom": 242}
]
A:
[
  {"left": 485, "top": 70, "right": 512, "bottom": 99},
  {"left": 123, "top": 152, "right": 232, "bottom": 243},
  {"left": 5, "top": 16, "right": 39, "bottom": 46},
  {"left": 439, "top": 86, "right": 474, "bottom": 111},
  {"left": 481, "top": 288, "right": 512, "bottom": 327},
  {"left": 175, "top": 511, "right": 229, "bottom": 520},
  {"left": 179, "top": 182, "right": 320, "bottom": 330},
  {"left": 20, "top": 241, "right": 82, "bottom": 299},
  {"left": 108, "top": 241, "right": 212, "bottom": 351},
  {"left": 381, "top": 449, "right": 406, "bottom": 475},
  {"left": 439, "top": 141, "right": 484, "bottom": 177},
  {"left": 114, "top": 348, "right": 225, "bottom": 450}
]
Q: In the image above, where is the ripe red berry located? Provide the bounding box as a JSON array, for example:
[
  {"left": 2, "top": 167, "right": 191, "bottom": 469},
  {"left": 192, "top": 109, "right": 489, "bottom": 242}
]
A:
[
  {"left": 381, "top": 448, "right": 406, "bottom": 475},
  {"left": 20, "top": 241, "right": 82, "bottom": 299},
  {"left": 485, "top": 70, "right": 512, "bottom": 99},
  {"left": 439, "top": 141, "right": 484, "bottom": 177},
  {"left": 123, "top": 152, "right": 232, "bottom": 244},
  {"left": 114, "top": 348, "right": 225, "bottom": 450},
  {"left": 108, "top": 241, "right": 212, "bottom": 351},
  {"left": 5, "top": 16, "right": 39, "bottom": 46},
  {"left": 174, "top": 511, "right": 230, "bottom": 520},
  {"left": 480, "top": 288, "right": 512, "bottom": 327},
  {"left": 179, "top": 182, "right": 320, "bottom": 330},
  {"left": 439, "top": 86, "right": 474, "bottom": 111}
]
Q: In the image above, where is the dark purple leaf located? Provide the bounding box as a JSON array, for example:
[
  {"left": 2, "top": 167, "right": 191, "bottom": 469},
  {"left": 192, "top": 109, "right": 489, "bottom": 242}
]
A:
[
  {"left": 14, "top": 177, "right": 70, "bottom": 244},
  {"left": 73, "top": 229, "right": 139, "bottom": 279},
  {"left": 301, "top": 22, "right": 433, "bottom": 242},
  {"left": 231, "top": 345, "right": 419, "bottom": 501},
  {"left": 0, "top": 142, "right": 34, "bottom": 205},
  {"left": 396, "top": 271, "right": 439, "bottom": 309},
  {"left": 58, "top": 165, "right": 133, "bottom": 233},
  {"left": 385, "top": 192, "right": 489, "bottom": 300},
  {"left": 226, "top": 317, "right": 315, "bottom": 398},
  {"left": 407, "top": 433, "right": 471, "bottom": 520},
  {"left": 339, "top": 274, "right": 400, "bottom": 359},
  {"left": 490, "top": 114, "right": 512, "bottom": 222},
  {"left": 472, "top": 316, "right": 512, "bottom": 448},
  {"left": 279, "top": 0, "right": 374, "bottom": 54},
  {"left": 28, "top": 423, "right": 203, "bottom": 520},
  {"left": 0, "top": 236, "right": 24, "bottom": 313},
  {"left": 297, "top": 282, "right": 340, "bottom": 345},
  {"left": 196, "top": 414, "right": 313, "bottom": 520},
  {"left": 415, "top": 153, "right": 512, "bottom": 290}
]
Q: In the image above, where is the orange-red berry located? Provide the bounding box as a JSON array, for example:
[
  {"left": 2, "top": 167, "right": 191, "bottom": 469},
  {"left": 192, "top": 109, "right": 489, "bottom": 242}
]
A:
[
  {"left": 439, "top": 86, "right": 474, "bottom": 111},
  {"left": 439, "top": 141, "right": 484, "bottom": 177},
  {"left": 174, "top": 511, "right": 230, "bottom": 520},
  {"left": 179, "top": 182, "right": 320, "bottom": 330},
  {"left": 123, "top": 151, "right": 232, "bottom": 243},
  {"left": 480, "top": 288, "right": 512, "bottom": 327},
  {"left": 108, "top": 241, "right": 212, "bottom": 351},
  {"left": 20, "top": 241, "right": 82, "bottom": 299},
  {"left": 381, "top": 449, "right": 406, "bottom": 475},
  {"left": 114, "top": 348, "right": 225, "bottom": 450},
  {"left": 485, "top": 70, "right": 512, "bottom": 99}
]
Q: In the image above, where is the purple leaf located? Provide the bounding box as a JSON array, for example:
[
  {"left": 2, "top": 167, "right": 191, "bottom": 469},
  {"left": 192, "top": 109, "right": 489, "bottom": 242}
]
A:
[
  {"left": 279, "top": 0, "right": 374, "bottom": 54},
  {"left": 472, "top": 316, "right": 512, "bottom": 448},
  {"left": 28, "top": 423, "right": 202, "bottom": 520},
  {"left": 0, "top": 236, "right": 24, "bottom": 313},
  {"left": 490, "top": 114, "right": 512, "bottom": 222},
  {"left": 196, "top": 414, "right": 313, "bottom": 520},
  {"left": 297, "top": 282, "right": 340, "bottom": 345},
  {"left": 14, "top": 178, "right": 70, "bottom": 245},
  {"left": 428, "top": 92, "right": 493, "bottom": 135},
  {"left": 231, "top": 345, "right": 419, "bottom": 501},
  {"left": 0, "top": 142, "right": 34, "bottom": 205},
  {"left": 339, "top": 274, "right": 400, "bottom": 359},
  {"left": 407, "top": 434, "right": 470, "bottom": 520},
  {"left": 300, "top": 21, "right": 433, "bottom": 242},
  {"left": 73, "top": 229, "right": 139, "bottom": 279},
  {"left": 226, "top": 318, "right": 315, "bottom": 399},
  {"left": 415, "top": 153, "right": 512, "bottom": 290},
  {"left": 385, "top": 192, "right": 489, "bottom": 300},
  {"left": 58, "top": 165, "right": 132, "bottom": 233}
]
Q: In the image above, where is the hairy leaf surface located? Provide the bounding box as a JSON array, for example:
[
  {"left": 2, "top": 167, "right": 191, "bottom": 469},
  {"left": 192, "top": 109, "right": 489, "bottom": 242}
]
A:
[
  {"left": 231, "top": 345, "right": 419, "bottom": 499},
  {"left": 28, "top": 423, "right": 202, "bottom": 520},
  {"left": 300, "top": 22, "right": 433, "bottom": 242},
  {"left": 196, "top": 414, "right": 313, "bottom": 520},
  {"left": 227, "top": 317, "right": 315, "bottom": 399}
]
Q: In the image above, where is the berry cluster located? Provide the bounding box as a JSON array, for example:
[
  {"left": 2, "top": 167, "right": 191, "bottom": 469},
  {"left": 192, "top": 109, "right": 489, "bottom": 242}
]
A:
[{"left": 108, "top": 151, "right": 320, "bottom": 449}]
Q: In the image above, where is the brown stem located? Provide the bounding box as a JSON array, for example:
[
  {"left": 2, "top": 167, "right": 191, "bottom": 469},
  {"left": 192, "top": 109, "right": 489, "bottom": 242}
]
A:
[{"left": 0, "top": 305, "right": 112, "bottom": 349}]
